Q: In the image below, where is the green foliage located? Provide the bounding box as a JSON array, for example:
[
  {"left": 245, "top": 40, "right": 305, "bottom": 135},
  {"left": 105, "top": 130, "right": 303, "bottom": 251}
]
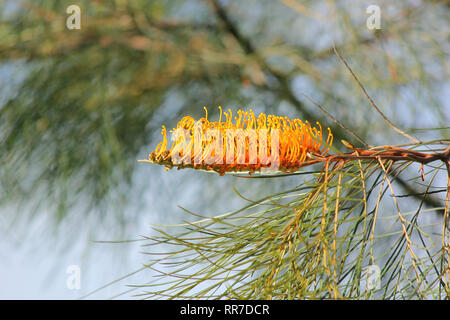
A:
[
  {"left": 139, "top": 154, "right": 450, "bottom": 299},
  {"left": 0, "top": 0, "right": 449, "bottom": 299}
]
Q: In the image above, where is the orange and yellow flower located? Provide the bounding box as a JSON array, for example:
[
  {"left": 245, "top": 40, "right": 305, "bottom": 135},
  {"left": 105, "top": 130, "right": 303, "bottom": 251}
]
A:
[{"left": 144, "top": 107, "right": 333, "bottom": 175}]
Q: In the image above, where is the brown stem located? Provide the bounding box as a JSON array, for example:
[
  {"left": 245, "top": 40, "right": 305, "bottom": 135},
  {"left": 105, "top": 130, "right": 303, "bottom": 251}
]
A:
[{"left": 309, "top": 146, "right": 450, "bottom": 166}]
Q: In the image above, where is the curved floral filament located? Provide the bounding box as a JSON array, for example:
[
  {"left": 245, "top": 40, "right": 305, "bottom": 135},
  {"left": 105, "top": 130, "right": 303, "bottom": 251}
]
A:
[{"left": 147, "top": 107, "right": 333, "bottom": 174}]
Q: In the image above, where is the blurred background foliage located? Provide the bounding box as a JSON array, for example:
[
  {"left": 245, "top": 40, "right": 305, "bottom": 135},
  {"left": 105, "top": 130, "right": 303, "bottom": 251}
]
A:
[{"left": 0, "top": 0, "right": 449, "bottom": 293}]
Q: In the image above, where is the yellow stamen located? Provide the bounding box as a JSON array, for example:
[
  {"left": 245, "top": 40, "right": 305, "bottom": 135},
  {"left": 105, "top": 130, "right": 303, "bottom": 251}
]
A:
[{"left": 146, "top": 107, "right": 333, "bottom": 175}]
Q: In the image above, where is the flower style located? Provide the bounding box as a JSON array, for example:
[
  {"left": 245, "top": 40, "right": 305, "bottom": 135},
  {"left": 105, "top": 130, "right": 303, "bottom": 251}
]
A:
[{"left": 143, "top": 107, "right": 333, "bottom": 175}]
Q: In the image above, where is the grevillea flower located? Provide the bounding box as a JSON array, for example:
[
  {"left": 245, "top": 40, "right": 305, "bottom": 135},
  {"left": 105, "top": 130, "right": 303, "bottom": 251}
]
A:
[{"left": 143, "top": 107, "right": 333, "bottom": 175}]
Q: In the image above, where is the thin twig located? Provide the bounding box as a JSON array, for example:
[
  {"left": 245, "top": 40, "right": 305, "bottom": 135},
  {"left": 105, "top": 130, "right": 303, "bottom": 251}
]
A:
[
  {"left": 332, "top": 43, "right": 421, "bottom": 144},
  {"left": 302, "top": 93, "right": 369, "bottom": 148},
  {"left": 378, "top": 158, "right": 425, "bottom": 297},
  {"left": 392, "top": 189, "right": 447, "bottom": 198},
  {"left": 443, "top": 160, "right": 450, "bottom": 296}
]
